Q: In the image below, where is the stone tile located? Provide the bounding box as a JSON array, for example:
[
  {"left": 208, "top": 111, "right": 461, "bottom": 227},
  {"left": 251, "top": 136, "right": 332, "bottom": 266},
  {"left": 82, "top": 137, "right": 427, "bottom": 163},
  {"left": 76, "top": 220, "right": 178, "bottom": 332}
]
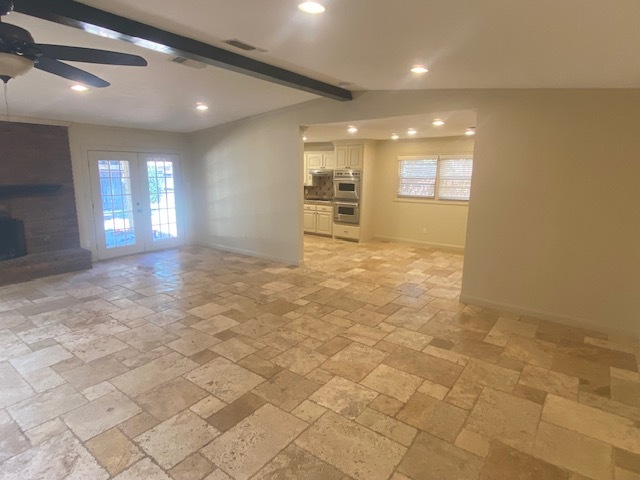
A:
[
  {"left": 253, "top": 369, "right": 321, "bottom": 411},
  {"left": 459, "top": 358, "right": 520, "bottom": 392},
  {"left": 423, "top": 344, "right": 469, "bottom": 366},
  {"left": 118, "top": 412, "right": 159, "bottom": 438},
  {"left": 207, "top": 392, "right": 267, "bottom": 431},
  {"left": 480, "top": 441, "right": 569, "bottom": 480},
  {"left": 361, "top": 364, "right": 422, "bottom": 402},
  {"left": 272, "top": 346, "right": 328, "bottom": 375},
  {"left": 168, "top": 453, "right": 215, "bottom": 480},
  {"left": 168, "top": 332, "right": 221, "bottom": 356},
  {"left": 62, "top": 390, "right": 141, "bottom": 440},
  {"left": 322, "top": 342, "right": 389, "bottom": 382},
  {"left": 70, "top": 335, "right": 129, "bottom": 363},
  {"left": 291, "top": 399, "right": 327, "bottom": 423},
  {"left": 296, "top": 410, "right": 406, "bottom": 480},
  {"left": 85, "top": 427, "right": 144, "bottom": 476},
  {"left": 614, "top": 448, "right": 640, "bottom": 475},
  {"left": 384, "top": 346, "right": 463, "bottom": 387},
  {"left": 341, "top": 324, "right": 387, "bottom": 346},
  {"left": 230, "top": 313, "right": 289, "bottom": 338},
  {"left": 201, "top": 404, "right": 307, "bottom": 480},
  {"left": 445, "top": 378, "right": 484, "bottom": 410},
  {"left": 253, "top": 443, "right": 344, "bottom": 480},
  {"left": 421, "top": 400, "right": 468, "bottom": 442},
  {"left": 237, "top": 354, "right": 282, "bottom": 378},
  {"left": 386, "top": 306, "right": 436, "bottom": 331},
  {"left": 0, "top": 409, "right": 30, "bottom": 462},
  {"left": 505, "top": 335, "right": 556, "bottom": 368},
  {"left": 384, "top": 327, "right": 433, "bottom": 351},
  {"left": 552, "top": 352, "right": 611, "bottom": 396},
  {"left": 23, "top": 417, "right": 68, "bottom": 446},
  {"left": 9, "top": 344, "right": 72, "bottom": 374},
  {"left": 316, "top": 336, "right": 352, "bottom": 356},
  {"left": 542, "top": 394, "right": 640, "bottom": 455},
  {"left": 417, "top": 378, "right": 450, "bottom": 400},
  {"left": 611, "top": 376, "right": 640, "bottom": 408},
  {"left": 455, "top": 428, "right": 491, "bottom": 457},
  {"left": 467, "top": 387, "right": 542, "bottom": 452},
  {"left": 346, "top": 308, "right": 388, "bottom": 327},
  {"left": 309, "top": 376, "right": 378, "bottom": 419},
  {"left": 616, "top": 468, "right": 640, "bottom": 480},
  {"left": 8, "top": 383, "right": 87, "bottom": 430},
  {"left": 191, "top": 315, "right": 239, "bottom": 336},
  {"left": 533, "top": 421, "right": 612, "bottom": 480},
  {"left": 286, "top": 315, "right": 346, "bottom": 341},
  {"left": 210, "top": 337, "right": 257, "bottom": 361},
  {"left": 0, "top": 361, "right": 35, "bottom": 408},
  {"left": 190, "top": 395, "right": 227, "bottom": 419},
  {"left": 513, "top": 383, "right": 548, "bottom": 405},
  {"left": 187, "top": 302, "right": 230, "bottom": 319},
  {"left": 259, "top": 327, "right": 307, "bottom": 350},
  {"left": 520, "top": 364, "right": 580, "bottom": 400},
  {"left": 398, "top": 432, "right": 484, "bottom": 480},
  {"left": 203, "top": 470, "right": 233, "bottom": 480},
  {"left": 136, "top": 377, "right": 208, "bottom": 421},
  {"left": 484, "top": 317, "right": 538, "bottom": 346},
  {"left": 0, "top": 430, "right": 108, "bottom": 480},
  {"left": 59, "top": 356, "right": 129, "bottom": 391},
  {"left": 356, "top": 408, "right": 417, "bottom": 446},
  {"left": 306, "top": 367, "right": 335, "bottom": 384},
  {"left": 116, "top": 324, "right": 179, "bottom": 353},
  {"left": 111, "top": 351, "right": 198, "bottom": 397},
  {"left": 136, "top": 410, "right": 219, "bottom": 469},
  {"left": 185, "top": 356, "right": 265, "bottom": 402},
  {"left": 369, "top": 394, "right": 404, "bottom": 416},
  {"left": 112, "top": 458, "right": 172, "bottom": 480}
]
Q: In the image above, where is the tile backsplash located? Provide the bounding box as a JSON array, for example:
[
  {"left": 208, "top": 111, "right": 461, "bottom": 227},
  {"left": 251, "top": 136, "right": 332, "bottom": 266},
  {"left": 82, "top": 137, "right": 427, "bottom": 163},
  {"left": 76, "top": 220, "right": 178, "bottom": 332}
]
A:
[{"left": 305, "top": 175, "right": 334, "bottom": 199}]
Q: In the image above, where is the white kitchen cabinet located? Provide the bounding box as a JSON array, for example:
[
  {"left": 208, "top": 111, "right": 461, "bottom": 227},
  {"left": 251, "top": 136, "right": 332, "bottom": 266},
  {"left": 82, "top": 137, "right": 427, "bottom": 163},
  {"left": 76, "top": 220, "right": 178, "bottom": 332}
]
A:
[
  {"left": 304, "top": 203, "right": 333, "bottom": 236},
  {"left": 304, "top": 152, "right": 336, "bottom": 185},
  {"left": 333, "top": 223, "right": 360, "bottom": 241},
  {"left": 335, "top": 145, "right": 363, "bottom": 169}
]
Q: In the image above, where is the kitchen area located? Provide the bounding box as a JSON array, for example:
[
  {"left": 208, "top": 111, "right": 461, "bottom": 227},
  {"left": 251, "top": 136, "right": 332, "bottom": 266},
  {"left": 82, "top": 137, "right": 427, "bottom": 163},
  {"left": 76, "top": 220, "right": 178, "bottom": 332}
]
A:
[{"left": 303, "top": 142, "right": 369, "bottom": 242}]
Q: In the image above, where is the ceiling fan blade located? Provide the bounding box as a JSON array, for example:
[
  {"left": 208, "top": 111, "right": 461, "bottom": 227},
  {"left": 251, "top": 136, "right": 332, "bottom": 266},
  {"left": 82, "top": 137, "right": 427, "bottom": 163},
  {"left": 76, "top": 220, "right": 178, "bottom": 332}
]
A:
[
  {"left": 34, "top": 57, "right": 110, "bottom": 88},
  {"left": 35, "top": 45, "right": 147, "bottom": 67}
]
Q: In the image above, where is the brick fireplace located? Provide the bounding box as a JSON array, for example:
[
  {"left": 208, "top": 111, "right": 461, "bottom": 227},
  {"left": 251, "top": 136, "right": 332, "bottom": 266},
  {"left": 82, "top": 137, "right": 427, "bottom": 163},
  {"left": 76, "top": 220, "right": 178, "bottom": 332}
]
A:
[{"left": 0, "top": 120, "right": 91, "bottom": 286}]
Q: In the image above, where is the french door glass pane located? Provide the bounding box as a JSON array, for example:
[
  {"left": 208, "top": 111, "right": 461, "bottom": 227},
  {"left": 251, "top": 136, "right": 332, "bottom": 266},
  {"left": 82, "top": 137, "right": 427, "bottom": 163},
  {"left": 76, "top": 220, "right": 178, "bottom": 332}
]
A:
[
  {"left": 98, "top": 160, "right": 136, "bottom": 249},
  {"left": 147, "top": 160, "right": 178, "bottom": 241}
]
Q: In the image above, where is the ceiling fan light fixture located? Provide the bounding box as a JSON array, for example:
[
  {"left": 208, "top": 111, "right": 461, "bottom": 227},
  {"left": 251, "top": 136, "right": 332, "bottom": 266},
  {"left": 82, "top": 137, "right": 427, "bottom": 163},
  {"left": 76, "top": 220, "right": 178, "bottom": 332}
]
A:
[
  {"left": 298, "top": 2, "right": 325, "bottom": 14},
  {"left": 71, "top": 84, "right": 89, "bottom": 92},
  {"left": 391, "top": 133, "right": 400, "bottom": 140},
  {"left": 196, "top": 103, "right": 209, "bottom": 111},
  {"left": 347, "top": 126, "right": 358, "bottom": 134},
  {"left": 410, "top": 65, "right": 428, "bottom": 74},
  {"left": 407, "top": 128, "right": 417, "bottom": 135},
  {"left": 432, "top": 119, "right": 445, "bottom": 126},
  {"left": 465, "top": 127, "right": 476, "bottom": 136},
  {"left": 0, "top": 53, "right": 34, "bottom": 82}
]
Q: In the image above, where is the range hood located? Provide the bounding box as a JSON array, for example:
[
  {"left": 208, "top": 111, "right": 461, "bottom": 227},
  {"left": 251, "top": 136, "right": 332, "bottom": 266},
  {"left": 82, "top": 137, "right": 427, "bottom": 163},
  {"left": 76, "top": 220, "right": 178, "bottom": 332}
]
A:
[{"left": 308, "top": 169, "right": 332, "bottom": 176}]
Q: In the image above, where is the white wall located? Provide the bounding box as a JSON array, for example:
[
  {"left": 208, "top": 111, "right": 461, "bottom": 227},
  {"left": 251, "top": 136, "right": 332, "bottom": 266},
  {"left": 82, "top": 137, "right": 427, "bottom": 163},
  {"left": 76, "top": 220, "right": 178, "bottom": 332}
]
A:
[
  {"left": 372, "top": 136, "right": 474, "bottom": 249},
  {"left": 189, "top": 89, "right": 640, "bottom": 334},
  {"left": 67, "top": 123, "right": 190, "bottom": 260}
]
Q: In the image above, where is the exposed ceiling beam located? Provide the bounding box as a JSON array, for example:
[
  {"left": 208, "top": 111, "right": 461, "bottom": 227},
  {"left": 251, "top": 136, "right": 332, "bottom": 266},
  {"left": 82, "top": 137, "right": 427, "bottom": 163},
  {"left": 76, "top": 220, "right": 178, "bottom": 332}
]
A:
[{"left": 11, "top": 0, "right": 353, "bottom": 102}]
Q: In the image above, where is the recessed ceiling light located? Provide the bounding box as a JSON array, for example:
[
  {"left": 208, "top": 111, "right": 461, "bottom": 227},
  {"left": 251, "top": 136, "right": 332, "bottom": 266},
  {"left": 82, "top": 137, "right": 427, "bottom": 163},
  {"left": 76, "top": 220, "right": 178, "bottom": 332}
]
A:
[
  {"left": 71, "top": 84, "right": 88, "bottom": 92},
  {"left": 196, "top": 103, "right": 209, "bottom": 111},
  {"left": 465, "top": 127, "right": 476, "bottom": 136},
  {"left": 391, "top": 134, "right": 400, "bottom": 140},
  {"left": 302, "top": 136, "right": 308, "bottom": 142},
  {"left": 407, "top": 128, "right": 417, "bottom": 135},
  {"left": 432, "top": 119, "right": 445, "bottom": 126},
  {"left": 411, "top": 65, "right": 429, "bottom": 74},
  {"left": 347, "top": 126, "right": 358, "bottom": 134},
  {"left": 298, "top": 2, "right": 325, "bottom": 14}
]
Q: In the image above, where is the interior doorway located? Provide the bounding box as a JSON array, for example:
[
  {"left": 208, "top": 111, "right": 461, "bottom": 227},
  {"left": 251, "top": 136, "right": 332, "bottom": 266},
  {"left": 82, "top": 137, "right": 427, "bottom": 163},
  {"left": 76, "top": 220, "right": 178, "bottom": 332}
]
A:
[{"left": 88, "top": 151, "right": 182, "bottom": 260}]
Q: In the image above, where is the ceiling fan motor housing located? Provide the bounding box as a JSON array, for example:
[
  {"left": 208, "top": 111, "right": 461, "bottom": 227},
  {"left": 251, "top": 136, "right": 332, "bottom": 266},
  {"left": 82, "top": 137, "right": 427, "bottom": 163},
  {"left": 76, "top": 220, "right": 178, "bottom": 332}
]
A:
[{"left": 0, "top": 0, "right": 13, "bottom": 17}]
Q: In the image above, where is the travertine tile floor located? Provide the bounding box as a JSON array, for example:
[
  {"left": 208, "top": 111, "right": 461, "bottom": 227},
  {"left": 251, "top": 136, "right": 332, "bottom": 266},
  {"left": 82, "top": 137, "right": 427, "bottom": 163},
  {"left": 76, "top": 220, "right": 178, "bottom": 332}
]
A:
[{"left": 1, "top": 235, "right": 639, "bottom": 479}]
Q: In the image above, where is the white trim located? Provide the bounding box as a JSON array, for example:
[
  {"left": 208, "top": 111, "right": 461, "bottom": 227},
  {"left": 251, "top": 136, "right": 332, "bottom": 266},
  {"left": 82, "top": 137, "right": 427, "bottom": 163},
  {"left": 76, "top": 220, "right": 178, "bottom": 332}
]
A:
[
  {"left": 197, "top": 240, "right": 301, "bottom": 266},
  {"left": 459, "top": 294, "right": 640, "bottom": 337},
  {"left": 372, "top": 235, "right": 465, "bottom": 253}
]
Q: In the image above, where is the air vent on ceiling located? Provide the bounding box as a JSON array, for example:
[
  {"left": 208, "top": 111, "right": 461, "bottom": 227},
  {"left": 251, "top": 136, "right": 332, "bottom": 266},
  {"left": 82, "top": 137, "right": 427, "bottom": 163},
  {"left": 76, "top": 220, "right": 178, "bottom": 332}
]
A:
[
  {"left": 224, "top": 39, "right": 268, "bottom": 53},
  {"left": 169, "top": 56, "right": 207, "bottom": 69}
]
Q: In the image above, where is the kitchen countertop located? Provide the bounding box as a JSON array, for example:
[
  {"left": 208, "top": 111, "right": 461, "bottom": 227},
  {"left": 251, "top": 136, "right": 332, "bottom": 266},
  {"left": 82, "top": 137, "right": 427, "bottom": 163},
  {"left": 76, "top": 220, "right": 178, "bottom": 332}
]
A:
[{"left": 304, "top": 198, "right": 333, "bottom": 205}]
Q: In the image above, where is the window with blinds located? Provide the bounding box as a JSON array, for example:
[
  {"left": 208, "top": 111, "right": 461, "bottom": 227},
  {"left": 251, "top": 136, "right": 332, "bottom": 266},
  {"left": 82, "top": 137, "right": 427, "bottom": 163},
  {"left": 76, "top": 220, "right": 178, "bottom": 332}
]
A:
[
  {"left": 397, "top": 155, "right": 473, "bottom": 201},
  {"left": 397, "top": 158, "right": 438, "bottom": 198}
]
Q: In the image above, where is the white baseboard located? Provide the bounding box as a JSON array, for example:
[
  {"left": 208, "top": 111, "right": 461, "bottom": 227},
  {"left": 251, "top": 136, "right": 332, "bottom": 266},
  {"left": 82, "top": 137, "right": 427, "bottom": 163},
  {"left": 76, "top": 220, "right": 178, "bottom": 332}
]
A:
[
  {"left": 459, "top": 293, "right": 639, "bottom": 337},
  {"left": 372, "top": 235, "right": 465, "bottom": 253},
  {"left": 195, "top": 240, "right": 301, "bottom": 266}
]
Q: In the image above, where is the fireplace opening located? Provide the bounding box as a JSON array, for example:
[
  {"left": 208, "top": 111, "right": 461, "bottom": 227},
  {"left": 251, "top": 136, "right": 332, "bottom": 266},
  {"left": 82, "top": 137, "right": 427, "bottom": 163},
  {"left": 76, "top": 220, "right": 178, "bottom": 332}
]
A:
[{"left": 0, "top": 212, "right": 27, "bottom": 261}]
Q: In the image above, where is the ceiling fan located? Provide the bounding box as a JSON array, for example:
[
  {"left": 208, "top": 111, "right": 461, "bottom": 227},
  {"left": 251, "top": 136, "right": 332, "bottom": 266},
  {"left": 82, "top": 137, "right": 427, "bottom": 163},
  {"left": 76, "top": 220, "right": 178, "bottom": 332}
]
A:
[{"left": 0, "top": 0, "right": 147, "bottom": 87}]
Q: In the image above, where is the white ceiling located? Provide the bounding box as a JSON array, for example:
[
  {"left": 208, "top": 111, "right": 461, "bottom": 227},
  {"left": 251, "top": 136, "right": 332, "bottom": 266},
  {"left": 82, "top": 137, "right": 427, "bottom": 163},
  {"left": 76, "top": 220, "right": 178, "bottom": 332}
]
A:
[
  {"left": 1, "top": 0, "right": 639, "bottom": 132},
  {"left": 304, "top": 110, "right": 477, "bottom": 142}
]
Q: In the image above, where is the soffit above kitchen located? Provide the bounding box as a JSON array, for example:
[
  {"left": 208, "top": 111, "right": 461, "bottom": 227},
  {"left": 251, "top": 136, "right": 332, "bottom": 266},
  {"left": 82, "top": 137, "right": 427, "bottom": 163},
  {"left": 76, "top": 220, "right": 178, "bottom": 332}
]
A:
[{"left": 1, "top": 0, "right": 638, "bottom": 133}]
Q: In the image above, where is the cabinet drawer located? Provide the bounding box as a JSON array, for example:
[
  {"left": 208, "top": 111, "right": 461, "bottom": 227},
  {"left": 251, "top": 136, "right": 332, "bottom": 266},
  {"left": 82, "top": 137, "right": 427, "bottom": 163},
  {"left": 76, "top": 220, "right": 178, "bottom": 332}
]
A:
[
  {"left": 303, "top": 204, "right": 317, "bottom": 211},
  {"left": 316, "top": 205, "right": 333, "bottom": 213},
  {"left": 333, "top": 223, "right": 360, "bottom": 240}
]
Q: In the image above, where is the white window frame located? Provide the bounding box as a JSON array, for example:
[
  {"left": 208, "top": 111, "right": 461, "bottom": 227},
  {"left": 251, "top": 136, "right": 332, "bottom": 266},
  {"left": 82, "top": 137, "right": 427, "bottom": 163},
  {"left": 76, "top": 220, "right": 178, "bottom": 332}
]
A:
[{"left": 396, "top": 154, "right": 474, "bottom": 204}]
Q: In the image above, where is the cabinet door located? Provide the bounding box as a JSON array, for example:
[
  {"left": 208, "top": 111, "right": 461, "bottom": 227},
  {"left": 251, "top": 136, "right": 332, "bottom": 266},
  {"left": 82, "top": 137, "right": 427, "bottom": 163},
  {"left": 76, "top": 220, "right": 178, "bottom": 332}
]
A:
[
  {"left": 316, "top": 212, "right": 333, "bottom": 235},
  {"left": 323, "top": 153, "right": 336, "bottom": 169},
  {"left": 335, "top": 147, "right": 348, "bottom": 168},
  {"left": 303, "top": 211, "right": 317, "bottom": 232},
  {"left": 306, "top": 153, "right": 324, "bottom": 169},
  {"left": 347, "top": 145, "right": 363, "bottom": 169}
]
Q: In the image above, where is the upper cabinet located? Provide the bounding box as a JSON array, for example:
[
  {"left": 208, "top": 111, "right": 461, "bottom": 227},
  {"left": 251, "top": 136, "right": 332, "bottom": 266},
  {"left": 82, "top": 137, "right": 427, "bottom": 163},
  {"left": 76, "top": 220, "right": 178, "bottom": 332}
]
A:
[
  {"left": 335, "top": 144, "right": 363, "bottom": 170},
  {"left": 304, "top": 152, "right": 335, "bottom": 186}
]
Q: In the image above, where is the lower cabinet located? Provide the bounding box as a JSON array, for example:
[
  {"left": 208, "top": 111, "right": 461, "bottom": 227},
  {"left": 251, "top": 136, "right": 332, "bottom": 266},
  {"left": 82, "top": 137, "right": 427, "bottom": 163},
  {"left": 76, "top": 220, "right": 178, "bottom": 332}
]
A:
[
  {"left": 333, "top": 223, "right": 360, "bottom": 241},
  {"left": 304, "top": 204, "right": 333, "bottom": 236}
]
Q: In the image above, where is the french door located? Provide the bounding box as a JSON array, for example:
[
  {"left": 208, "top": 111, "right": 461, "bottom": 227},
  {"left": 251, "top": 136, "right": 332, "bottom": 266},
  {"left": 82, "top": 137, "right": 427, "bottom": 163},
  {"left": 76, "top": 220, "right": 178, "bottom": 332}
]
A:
[{"left": 88, "top": 151, "right": 182, "bottom": 260}]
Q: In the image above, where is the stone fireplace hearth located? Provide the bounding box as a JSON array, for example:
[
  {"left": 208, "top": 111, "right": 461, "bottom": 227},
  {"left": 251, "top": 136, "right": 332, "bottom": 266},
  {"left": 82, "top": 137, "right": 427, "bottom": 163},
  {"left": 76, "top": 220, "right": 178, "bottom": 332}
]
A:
[{"left": 0, "top": 121, "right": 91, "bottom": 286}]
